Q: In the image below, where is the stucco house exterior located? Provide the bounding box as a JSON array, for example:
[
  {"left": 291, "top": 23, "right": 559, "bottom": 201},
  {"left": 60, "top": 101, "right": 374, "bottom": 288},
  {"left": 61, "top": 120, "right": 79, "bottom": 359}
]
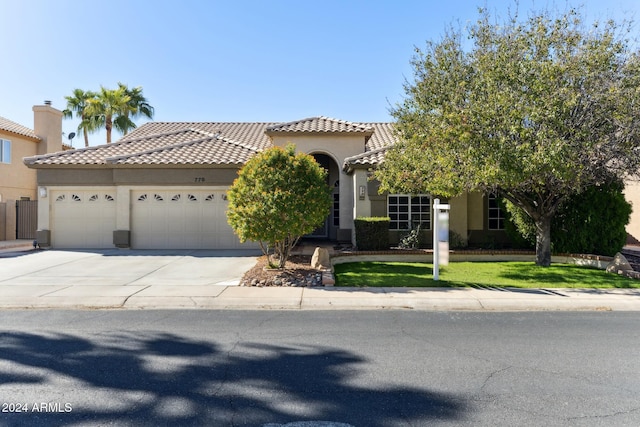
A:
[
  {"left": 24, "top": 116, "right": 516, "bottom": 250},
  {"left": 0, "top": 102, "right": 63, "bottom": 240}
]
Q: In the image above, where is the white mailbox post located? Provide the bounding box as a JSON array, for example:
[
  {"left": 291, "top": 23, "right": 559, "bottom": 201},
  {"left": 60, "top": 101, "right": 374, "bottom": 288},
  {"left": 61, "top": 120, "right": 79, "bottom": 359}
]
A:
[{"left": 432, "top": 198, "right": 450, "bottom": 281}]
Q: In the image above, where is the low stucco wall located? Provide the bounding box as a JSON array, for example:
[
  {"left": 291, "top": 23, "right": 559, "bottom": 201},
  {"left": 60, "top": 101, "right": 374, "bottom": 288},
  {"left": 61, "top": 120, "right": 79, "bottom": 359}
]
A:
[{"left": 331, "top": 250, "right": 613, "bottom": 270}]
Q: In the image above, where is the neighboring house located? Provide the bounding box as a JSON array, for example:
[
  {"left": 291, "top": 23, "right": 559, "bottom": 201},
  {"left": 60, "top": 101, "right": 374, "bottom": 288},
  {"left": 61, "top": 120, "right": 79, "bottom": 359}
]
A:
[
  {"left": 24, "top": 116, "right": 512, "bottom": 250},
  {"left": 624, "top": 180, "right": 640, "bottom": 245},
  {"left": 0, "top": 102, "right": 63, "bottom": 240}
]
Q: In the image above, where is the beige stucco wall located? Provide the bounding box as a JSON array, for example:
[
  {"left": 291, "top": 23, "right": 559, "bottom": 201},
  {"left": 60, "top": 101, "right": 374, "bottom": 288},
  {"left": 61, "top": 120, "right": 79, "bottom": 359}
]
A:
[
  {"left": 0, "top": 132, "right": 39, "bottom": 239},
  {"left": 33, "top": 105, "right": 63, "bottom": 155},
  {"left": 467, "top": 191, "right": 485, "bottom": 230},
  {"left": 624, "top": 178, "right": 640, "bottom": 244},
  {"left": 353, "top": 169, "right": 371, "bottom": 218},
  {"left": 449, "top": 193, "right": 468, "bottom": 244},
  {"left": 36, "top": 167, "right": 240, "bottom": 187},
  {"left": 1, "top": 103, "right": 63, "bottom": 240}
]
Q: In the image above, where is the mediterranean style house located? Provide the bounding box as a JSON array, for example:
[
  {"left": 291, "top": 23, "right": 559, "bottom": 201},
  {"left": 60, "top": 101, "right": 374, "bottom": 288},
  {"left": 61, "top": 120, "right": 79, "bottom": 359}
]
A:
[
  {"left": 0, "top": 102, "right": 63, "bottom": 240},
  {"left": 22, "top": 115, "right": 639, "bottom": 250},
  {"left": 22, "top": 116, "right": 507, "bottom": 250}
]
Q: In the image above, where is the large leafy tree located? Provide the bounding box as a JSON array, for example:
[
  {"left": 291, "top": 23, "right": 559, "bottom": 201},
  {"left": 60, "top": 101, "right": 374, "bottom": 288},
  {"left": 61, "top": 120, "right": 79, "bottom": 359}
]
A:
[
  {"left": 62, "top": 89, "right": 97, "bottom": 147},
  {"left": 227, "top": 144, "right": 332, "bottom": 268},
  {"left": 376, "top": 7, "right": 640, "bottom": 266}
]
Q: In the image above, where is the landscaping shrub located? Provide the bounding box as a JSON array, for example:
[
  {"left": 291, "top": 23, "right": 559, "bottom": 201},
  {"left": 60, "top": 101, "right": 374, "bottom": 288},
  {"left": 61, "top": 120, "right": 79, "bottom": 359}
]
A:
[
  {"left": 355, "top": 217, "right": 390, "bottom": 250},
  {"left": 399, "top": 224, "right": 422, "bottom": 249},
  {"left": 505, "top": 180, "right": 632, "bottom": 256},
  {"left": 449, "top": 230, "right": 468, "bottom": 249},
  {"left": 227, "top": 144, "right": 332, "bottom": 268}
]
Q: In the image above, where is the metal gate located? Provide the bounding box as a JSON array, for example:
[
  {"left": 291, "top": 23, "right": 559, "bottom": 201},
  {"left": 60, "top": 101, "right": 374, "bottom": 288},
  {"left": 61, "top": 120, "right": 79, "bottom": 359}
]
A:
[{"left": 16, "top": 200, "right": 38, "bottom": 239}]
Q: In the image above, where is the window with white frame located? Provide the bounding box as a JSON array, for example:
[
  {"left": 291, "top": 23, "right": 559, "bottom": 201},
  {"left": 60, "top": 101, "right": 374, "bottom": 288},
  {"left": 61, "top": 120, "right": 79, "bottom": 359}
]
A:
[
  {"left": 388, "top": 194, "right": 431, "bottom": 230},
  {"left": 488, "top": 193, "right": 506, "bottom": 230},
  {"left": 0, "top": 139, "right": 10, "bottom": 164}
]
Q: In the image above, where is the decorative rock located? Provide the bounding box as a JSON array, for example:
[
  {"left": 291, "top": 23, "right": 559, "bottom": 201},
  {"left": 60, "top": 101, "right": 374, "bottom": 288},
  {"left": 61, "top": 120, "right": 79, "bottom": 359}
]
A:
[
  {"left": 251, "top": 279, "right": 258, "bottom": 286},
  {"left": 311, "top": 247, "right": 332, "bottom": 271},
  {"left": 606, "top": 252, "right": 633, "bottom": 274},
  {"left": 322, "top": 269, "right": 335, "bottom": 286}
]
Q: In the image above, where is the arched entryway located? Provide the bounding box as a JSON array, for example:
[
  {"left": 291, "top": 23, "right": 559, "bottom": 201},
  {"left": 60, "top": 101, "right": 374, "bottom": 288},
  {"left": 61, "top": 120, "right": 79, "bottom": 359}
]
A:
[{"left": 308, "top": 153, "right": 340, "bottom": 240}]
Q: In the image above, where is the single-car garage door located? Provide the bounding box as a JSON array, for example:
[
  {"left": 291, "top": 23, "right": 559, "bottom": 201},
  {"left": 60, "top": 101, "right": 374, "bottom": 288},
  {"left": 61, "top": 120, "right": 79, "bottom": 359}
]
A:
[
  {"left": 51, "top": 190, "right": 117, "bottom": 248},
  {"left": 130, "top": 189, "right": 254, "bottom": 249}
]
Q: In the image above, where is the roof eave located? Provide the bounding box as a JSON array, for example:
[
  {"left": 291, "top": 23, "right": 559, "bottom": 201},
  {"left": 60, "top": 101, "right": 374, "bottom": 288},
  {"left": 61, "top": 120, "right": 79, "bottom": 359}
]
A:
[{"left": 2, "top": 129, "right": 41, "bottom": 142}]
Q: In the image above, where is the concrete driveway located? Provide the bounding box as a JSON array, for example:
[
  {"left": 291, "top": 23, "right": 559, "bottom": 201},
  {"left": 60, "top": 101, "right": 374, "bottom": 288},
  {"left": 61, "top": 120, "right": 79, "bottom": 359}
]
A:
[{"left": 0, "top": 249, "right": 261, "bottom": 287}]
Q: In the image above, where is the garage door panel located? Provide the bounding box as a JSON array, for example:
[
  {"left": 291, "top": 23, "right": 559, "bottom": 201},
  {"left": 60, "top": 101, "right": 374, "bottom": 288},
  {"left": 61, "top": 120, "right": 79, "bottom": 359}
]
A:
[
  {"left": 131, "top": 189, "right": 256, "bottom": 250},
  {"left": 52, "top": 190, "right": 116, "bottom": 248}
]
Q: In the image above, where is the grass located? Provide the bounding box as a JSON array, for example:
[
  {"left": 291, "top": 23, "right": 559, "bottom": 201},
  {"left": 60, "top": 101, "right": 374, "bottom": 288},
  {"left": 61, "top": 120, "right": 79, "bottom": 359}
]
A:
[{"left": 333, "top": 261, "right": 640, "bottom": 289}]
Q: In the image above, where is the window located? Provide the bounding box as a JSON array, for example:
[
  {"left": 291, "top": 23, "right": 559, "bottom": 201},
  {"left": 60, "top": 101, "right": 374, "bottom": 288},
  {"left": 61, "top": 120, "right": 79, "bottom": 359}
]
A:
[
  {"left": 488, "top": 194, "right": 506, "bottom": 230},
  {"left": 333, "top": 193, "right": 339, "bottom": 226},
  {"left": 388, "top": 194, "right": 431, "bottom": 230},
  {"left": 0, "top": 139, "right": 10, "bottom": 164}
]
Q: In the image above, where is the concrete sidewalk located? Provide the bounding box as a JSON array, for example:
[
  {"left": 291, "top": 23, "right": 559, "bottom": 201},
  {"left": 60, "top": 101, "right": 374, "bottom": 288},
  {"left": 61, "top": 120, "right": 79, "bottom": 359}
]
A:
[
  {"left": 1, "top": 242, "right": 639, "bottom": 311},
  {"left": 1, "top": 282, "right": 639, "bottom": 310}
]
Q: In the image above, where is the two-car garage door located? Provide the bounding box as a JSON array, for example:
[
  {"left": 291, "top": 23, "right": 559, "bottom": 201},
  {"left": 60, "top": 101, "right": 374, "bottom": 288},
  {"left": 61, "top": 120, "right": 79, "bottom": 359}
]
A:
[{"left": 51, "top": 189, "right": 255, "bottom": 250}]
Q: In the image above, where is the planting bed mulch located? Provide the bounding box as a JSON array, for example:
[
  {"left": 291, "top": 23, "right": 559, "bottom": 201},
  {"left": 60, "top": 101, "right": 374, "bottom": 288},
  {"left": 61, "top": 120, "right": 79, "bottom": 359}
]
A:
[{"left": 240, "top": 255, "right": 322, "bottom": 287}]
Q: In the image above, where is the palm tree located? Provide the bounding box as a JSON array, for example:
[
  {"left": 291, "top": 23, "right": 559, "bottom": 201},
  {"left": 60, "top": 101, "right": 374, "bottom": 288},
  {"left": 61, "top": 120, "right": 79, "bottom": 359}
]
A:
[
  {"left": 85, "top": 86, "right": 131, "bottom": 143},
  {"left": 114, "top": 82, "right": 154, "bottom": 136},
  {"left": 62, "top": 89, "right": 97, "bottom": 147}
]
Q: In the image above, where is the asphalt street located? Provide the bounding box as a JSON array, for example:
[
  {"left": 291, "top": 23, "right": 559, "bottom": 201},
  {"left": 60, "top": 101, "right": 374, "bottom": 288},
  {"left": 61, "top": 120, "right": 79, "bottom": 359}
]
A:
[{"left": 0, "top": 310, "right": 638, "bottom": 426}]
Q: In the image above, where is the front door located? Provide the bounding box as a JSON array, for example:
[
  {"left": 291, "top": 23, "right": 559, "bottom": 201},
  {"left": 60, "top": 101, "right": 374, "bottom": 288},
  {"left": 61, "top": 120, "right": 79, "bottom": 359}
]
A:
[
  {"left": 309, "top": 216, "right": 329, "bottom": 238},
  {"left": 305, "top": 153, "right": 336, "bottom": 239}
]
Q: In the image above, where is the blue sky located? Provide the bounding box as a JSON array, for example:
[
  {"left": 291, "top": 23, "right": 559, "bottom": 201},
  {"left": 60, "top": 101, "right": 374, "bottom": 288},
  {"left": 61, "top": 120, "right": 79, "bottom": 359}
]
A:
[{"left": 1, "top": 0, "right": 638, "bottom": 147}]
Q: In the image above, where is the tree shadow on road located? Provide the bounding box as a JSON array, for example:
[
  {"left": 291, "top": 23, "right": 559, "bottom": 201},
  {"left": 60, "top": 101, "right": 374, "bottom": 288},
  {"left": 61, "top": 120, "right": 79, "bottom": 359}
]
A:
[{"left": 0, "top": 331, "right": 468, "bottom": 426}]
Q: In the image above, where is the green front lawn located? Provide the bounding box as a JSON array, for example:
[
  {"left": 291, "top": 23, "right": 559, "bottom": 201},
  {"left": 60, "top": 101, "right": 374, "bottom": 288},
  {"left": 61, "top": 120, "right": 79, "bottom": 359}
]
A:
[{"left": 333, "top": 261, "right": 640, "bottom": 288}]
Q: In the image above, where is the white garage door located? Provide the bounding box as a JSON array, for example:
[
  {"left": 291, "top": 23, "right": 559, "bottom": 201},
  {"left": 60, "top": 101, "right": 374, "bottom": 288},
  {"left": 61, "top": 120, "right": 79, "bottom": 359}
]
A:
[
  {"left": 130, "top": 189, "right": 253, "bottom": 249},
  {"left": 51, "top": 190, "right": 117, "bottom": 248}
]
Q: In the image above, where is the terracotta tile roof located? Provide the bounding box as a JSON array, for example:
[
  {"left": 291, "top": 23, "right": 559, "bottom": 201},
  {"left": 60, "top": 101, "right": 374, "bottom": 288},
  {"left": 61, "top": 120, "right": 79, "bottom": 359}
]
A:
[
  {"left": 24, "top": 119, "right": 398, "bottom": 168},
  {"left": 364, "top": 123, "right": 396, "bottom": 151},
  {"left": 110, "top": 134, "right": 256, "bottom": 166},
  {"left": 343, "top": 146, "right": 389, "bottom": 171},
  {"left": 266, "top": 116, "right": 374, "bottom": 134},
  {"left": 120, "top": 122, "right": 275, "bottom": 151},
  {"left": 0, "top": 116, "right": 40, "bottom": 140},
  {"left": 25, "top": 128, "right": 261, "bottom": 166}
]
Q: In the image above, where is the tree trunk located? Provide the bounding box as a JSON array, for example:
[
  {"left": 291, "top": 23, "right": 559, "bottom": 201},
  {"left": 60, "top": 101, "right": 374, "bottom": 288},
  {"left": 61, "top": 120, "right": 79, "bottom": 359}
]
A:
[
  {"left": 106, "top": 117, "right": 112, "bottom": 144},
  {"left": 83, "top": 128, "right": 89, "bottom": 147},
  {"left": 534, "top": 215, "right": 552, "bottom": 267}
]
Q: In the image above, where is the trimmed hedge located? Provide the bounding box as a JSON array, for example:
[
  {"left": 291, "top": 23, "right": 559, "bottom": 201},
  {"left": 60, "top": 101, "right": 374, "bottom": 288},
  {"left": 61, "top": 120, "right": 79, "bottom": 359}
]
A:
[{"left": 355, "top": 217, "right": 390, "bottom": 250}]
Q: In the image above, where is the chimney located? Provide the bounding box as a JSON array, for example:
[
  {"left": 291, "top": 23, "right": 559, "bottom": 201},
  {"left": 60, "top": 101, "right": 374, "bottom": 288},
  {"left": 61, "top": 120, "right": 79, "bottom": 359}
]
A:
[{"left": 33, "top": 101, "right": 63, "bottom": 155}]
